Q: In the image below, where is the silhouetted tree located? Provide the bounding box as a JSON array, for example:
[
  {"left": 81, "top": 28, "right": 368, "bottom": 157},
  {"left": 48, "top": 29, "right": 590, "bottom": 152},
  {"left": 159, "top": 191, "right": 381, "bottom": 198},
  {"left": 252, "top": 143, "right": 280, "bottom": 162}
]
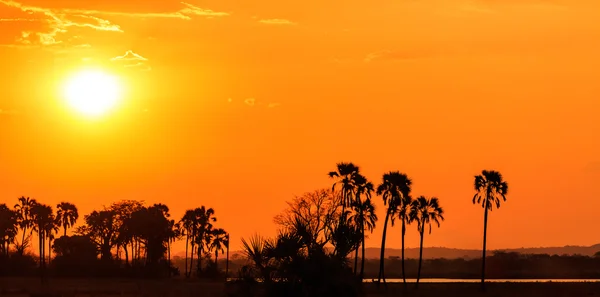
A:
[
  {"left": 348, "top": 194, "right": 377, "bottom": 279},
  {"left": 376, "top": 171, "right": 411, "bottom": 284},
  {"left": 0, "top": 204, "right": 18, "bottom": 256},
  {"left": 52, "top": 235, "right": 98, "bottom": 276},
  {"left": 397, "top": 194, "right": 414, "bottom": 287},
  {"left": 180, "top": 209, "right": 195, "bottom": 277},
  {"left": 77, "top": 210, "right": 118, "bottom": 261},
  {"left": 14, "top": 196, "right": 37, "bottom": 255},
  {"left": 194, "top": 206, "right": 216, "bottom": 274},
  {"left": 409, "top": 196, "right": 444, "bottom": 288},
  {"left": 56, "top": 202, "right": 79, "bottom": 237},
  {"left": 211, "top": 228, "right": 227, "bottom": 274},
  {"left": 30, "top": 202, "right": 54, "bottom": 274},
  {"left": 328, "top": 162, "right": 360, "bottom": 219},
  {"left": 473, "top": 170, "right": 509, "bottom": 290},
  {"left": 109, "top": 200, "right": 144, "bottom": 265}
]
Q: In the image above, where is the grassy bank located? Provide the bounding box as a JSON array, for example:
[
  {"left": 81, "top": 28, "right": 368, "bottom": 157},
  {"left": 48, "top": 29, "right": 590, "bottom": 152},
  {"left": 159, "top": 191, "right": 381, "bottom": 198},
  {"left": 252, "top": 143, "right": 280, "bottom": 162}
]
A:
[{"left": 0, "top": 277, "right": 599, "bottom": 297}]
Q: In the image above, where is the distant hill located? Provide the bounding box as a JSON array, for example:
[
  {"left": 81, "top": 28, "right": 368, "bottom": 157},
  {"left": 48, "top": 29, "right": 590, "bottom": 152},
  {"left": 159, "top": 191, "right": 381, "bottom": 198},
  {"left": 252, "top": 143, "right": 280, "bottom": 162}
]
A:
[
  {"left": 361, "top": 244, "right": 600, "bottom": 259},
  {"left": 173, "top": 244, "right": 600, "bottom": 260}
]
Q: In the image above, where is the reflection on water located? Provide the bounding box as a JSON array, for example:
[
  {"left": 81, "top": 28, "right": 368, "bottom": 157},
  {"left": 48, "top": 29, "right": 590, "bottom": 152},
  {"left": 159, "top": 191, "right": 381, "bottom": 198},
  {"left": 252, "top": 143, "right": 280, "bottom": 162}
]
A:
[{"left": 366, "top": 278, "right": 600, "bottom": 283}]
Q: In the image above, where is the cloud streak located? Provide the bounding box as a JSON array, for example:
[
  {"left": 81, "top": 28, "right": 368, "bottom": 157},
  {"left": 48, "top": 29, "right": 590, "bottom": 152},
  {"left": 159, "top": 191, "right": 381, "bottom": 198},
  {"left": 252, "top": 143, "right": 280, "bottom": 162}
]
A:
[
  {"left": 111, "top": 50, "right": 151, "bottom": 71},
  {"left": 258, "top": 18, "right": 297, "bottom": 25},
  {"left": 0, "top": 0, "right": 229, "bottom": 47}
]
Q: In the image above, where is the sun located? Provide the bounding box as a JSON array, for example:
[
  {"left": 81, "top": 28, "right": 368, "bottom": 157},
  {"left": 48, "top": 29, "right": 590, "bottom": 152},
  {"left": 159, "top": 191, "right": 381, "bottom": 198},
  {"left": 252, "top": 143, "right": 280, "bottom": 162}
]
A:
[{"left": 63, "top": 70, "right": 122, "bottom": 117}]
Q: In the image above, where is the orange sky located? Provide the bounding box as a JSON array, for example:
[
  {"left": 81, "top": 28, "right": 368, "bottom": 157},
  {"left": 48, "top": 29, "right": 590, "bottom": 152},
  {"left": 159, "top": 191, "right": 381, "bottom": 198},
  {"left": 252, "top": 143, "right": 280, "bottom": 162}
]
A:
[{"left": 1, "top": 0, "right": 599, "bottom": 253}]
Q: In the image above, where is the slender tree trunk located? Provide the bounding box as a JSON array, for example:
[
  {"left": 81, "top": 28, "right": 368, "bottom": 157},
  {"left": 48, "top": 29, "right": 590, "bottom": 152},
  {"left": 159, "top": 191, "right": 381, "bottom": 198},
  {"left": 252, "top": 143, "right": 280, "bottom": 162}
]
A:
[
  {"left": 215, "top": 250, "right": 219, "bottom": 273},
  {"left": 377, "top": 211, "right": 390, "bottom": 285},
  {"left": 481, "top": 201, "right": 489, "bottom": 291},
  {"left": 124, "top": 243, "right": 129, "bottom": 265},
  {"left": 21, "top": 226, "right": 27, "bottom": 255},
  {"left": 185, "top": 235, "right": 189, "bottom": 277},
  {"left": 354, "top": 245, "right": 359, "bottom": 274},
  {"left": 416, "top": 229, "right": 424, "bottom": 288},
  {"left": 189, "top": 243, "right": 195, "bottom": 278},
  {"left": 401, "top": 219, "right": 407, "bottom": 288},
  {"left": 48, "top": 236, "right": 52, "bottom": 265},
  {"left": 63, "top": 226, "right": 67, "bottom": 237},
  {"left": 360, "top": 222, "right": 366, "bottom": 279},
  {"left": 197, "top": 247, "right": 202, "bottom": 275},
  {"left": 225, "top": 246, "right": 229, "bottom": 279}
]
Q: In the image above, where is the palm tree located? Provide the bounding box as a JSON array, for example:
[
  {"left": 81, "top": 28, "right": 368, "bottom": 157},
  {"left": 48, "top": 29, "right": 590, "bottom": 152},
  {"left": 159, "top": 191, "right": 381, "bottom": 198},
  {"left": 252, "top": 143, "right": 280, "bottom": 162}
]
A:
[
  {"left": 167, "top": 219, "right": 180, "bottom": 267},
  {"left": 211, "top": 228, "right": 227, "bottom": 273},
  {"left": 409, "top": 196, "right": 444, "bottom": 288},
  {"left": 180, "top": 209, "right": 196, "bottom": 278},
  {"left": 30, "top": 202, "right": 53, "bottom": 273},
  {"left": 397, "top": 194, "right": 414, "bottom": 287},
  {"left": 349, "top": 197, "right": 377, "bottom": 279},
  {"left": 56, "top": 202, "right": 79, "bottom": 237},
  {"left": 14, "top": 196, "right": 37, "bottom": 254},
  {"left": 195, "top": 207, "right": 216, "bottom": 273},
  {"left": 328, "top": 162, "right": 360, "bottom": 216},
  {"left": 224, "top": 233, "right": 230, "bottom": 278},
  {"left": 473, "top": 170, "right": 509, "bottom": 290},
  {"left": 375, "top": 171, "right": 411, "bottom": 284}
]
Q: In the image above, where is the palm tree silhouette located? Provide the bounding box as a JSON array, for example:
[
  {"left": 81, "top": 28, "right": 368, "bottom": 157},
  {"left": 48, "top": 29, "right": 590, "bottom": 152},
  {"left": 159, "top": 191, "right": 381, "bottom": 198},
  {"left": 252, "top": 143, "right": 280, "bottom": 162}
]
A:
[
  {"left": 349, "top": 196, "right": 377, "bottom": 279},
  {"left": 473, "top": 170, "right": 508, "bottom": 290},
  {"left": 180, "top": 209, "right": 195, "bottom": 277},
  {"left": 397, "top": 194, "right": 414, "bottom": 287},
  {"left": 328, "top": 162, "right": 360, "bottom": 217},
  {"left": 409, "top": 196, "right": 444, "bottom": 288},
  {"left": 376, "top": 171, "right": 411, "bottom": 285},
  {"left": 211, "top": 228, "right": 228, "bottom": 273},
  {"left": 14, "top": 196, "right": 37, "bottom": 255},
  {"left": 56, "top": 202, "right": 79, "bottom": 237},
  {"left": 30, "top": 202, "right": 53, "bottom": 275},
  {"left": 224, "top": 233, "right": 230, "bottom": 278},
  {"left": 348, "top": 173, "right": 373, "bottom": 275}
]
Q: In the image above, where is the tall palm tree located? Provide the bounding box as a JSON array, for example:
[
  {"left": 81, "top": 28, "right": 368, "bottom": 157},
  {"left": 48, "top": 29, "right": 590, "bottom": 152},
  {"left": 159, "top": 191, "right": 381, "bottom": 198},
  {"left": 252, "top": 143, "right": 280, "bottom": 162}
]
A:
[
  {"left": 195, "top": 206, "right": 216, "bottom": 273},
  {"left": 180, "top": 209, "right": 196, "bottom": 277},
  {"left": 211, "top": 228, "right": 228, "bottom": 273},
  {"left": 473, "top": 170, "right": 508, "bottom": 290},
  {"left": 375, "top": 171, "right": 411, "bottom": 284},
  {"left": 349, "top": 196, "right": 377, "bottom": 279},
  {"left": 30, "top": 203, "right": 53, "bottom": 273},
  {"left": 56, "top": 202, "right": 79, "bottom": 237},
  {"left": 409, "top": 196, "right": 444, "bottom": 288},
  {"left": 224, "top": 233, "right": 230, "bottom": 278},
  {"left": 328, "top": 162, "right": 360, "bottom": 216},
  {"left": 14, "top": 196, "right": 37, "bottom": 254},
  {"left": 397, "top": 194, "right": 414, "bottom": 287},
  {"left": 348, "top": 173, "right": 372, "bottom": 274}
]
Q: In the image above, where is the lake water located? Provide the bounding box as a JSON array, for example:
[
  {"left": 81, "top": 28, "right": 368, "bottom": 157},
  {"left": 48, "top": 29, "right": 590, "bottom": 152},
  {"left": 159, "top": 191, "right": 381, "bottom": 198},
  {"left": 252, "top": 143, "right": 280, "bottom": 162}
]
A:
[{"left": 368, "top": 278, "right": 600, "bottom": 283}]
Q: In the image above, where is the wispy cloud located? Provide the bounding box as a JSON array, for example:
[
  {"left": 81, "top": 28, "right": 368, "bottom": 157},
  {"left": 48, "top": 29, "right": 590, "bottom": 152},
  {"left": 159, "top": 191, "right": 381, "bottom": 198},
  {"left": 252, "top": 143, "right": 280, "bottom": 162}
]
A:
[
  {"left": 244, "top": 98, "right": 256, "bottom": 106},
  {"left": 364, "top": 49, "right": 436, "bottom": 62},
  {"left": 258, "top": 18, "right": 297, "bottom": 25},
  {"left": 0, "top": 0, "right": 229, "bottom": 47},
  {"left": 111, "top": 50, "right": 151, "bottom": 71}
]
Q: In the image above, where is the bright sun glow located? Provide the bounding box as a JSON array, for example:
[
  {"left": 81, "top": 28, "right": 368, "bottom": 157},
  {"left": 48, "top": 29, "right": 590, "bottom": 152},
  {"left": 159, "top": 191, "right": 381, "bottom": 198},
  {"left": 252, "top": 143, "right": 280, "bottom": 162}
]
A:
[{"left": 63, "top": 70, "right": 122, "bottom": 117}]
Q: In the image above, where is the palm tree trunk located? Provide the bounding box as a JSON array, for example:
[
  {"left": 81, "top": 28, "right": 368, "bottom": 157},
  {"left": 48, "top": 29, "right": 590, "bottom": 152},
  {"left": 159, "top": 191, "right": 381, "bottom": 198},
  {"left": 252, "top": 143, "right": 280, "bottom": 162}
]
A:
[
  {"left": 124, "top": 243, "right": 129, "bottom": 265},
  {"left": 401, "top": 219, "right": 407, "bottom": 288},
  {"left": 481, "top": 201, "right": 489, "bottom": 291},
  {"left": 21, "top": 226, "right": 27, "bottom": 255},
  {"left": 189, "top": 244, "right": 195, "bottom": 278},
  {"left": 416, "top": 229, "right": 424, "bottom": 288},
  {"left": 64, "top": 226, "right": 67, "bottom": 237},
  {"left": 215, "top": 250, "right": 219, "bottom": 273},
  {"left": 377, "top": 211, "right": 390, "bottom": 285},
  {"left": 360, "top": 223, "right": 366, "bottom": 279},
  {"left": 48, "top": 237, "right": 52, "bottom": 265},
  {"left": 185, "top": 235, "right": 189, "bottom": 277},
  {"left": 225, "top": 246, "right": 229, "bottom": 279},
  {"left": 354, "top": 246, "right": 359, "bottom": 274}
]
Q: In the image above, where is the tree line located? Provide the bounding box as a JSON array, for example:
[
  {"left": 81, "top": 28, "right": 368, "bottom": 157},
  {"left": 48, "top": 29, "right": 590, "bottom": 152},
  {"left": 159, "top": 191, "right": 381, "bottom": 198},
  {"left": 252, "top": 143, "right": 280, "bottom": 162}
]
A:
[
  {"left": 0, "top": 198, "right": 230, "bottom": 278},
  {"left": 230, "top": 163, "right": 509, "bottom": 296}
]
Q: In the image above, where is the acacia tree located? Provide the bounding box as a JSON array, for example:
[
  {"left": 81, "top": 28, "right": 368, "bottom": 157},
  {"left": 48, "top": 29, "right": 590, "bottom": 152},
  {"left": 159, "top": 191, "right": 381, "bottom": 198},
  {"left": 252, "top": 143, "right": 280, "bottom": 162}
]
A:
[
  {"left": 409, "top": 196, "right": 444, "bottom": 288},
  {"left": 473, "top": 170, "right": 509, "bottom": 290},
  {"left": 76, "top": 210, "right": 119, "bottom": 261}
]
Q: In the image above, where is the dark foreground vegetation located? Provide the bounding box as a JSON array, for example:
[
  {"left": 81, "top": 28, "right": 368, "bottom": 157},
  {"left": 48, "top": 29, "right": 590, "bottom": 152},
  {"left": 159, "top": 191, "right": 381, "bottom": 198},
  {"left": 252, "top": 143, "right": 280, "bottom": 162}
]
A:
[
  {"left": 1, "top": 162, "right": 598, "bottom": 296},
  {"left": 0, "top": 278, "right": 599, "bottom": 297}
]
